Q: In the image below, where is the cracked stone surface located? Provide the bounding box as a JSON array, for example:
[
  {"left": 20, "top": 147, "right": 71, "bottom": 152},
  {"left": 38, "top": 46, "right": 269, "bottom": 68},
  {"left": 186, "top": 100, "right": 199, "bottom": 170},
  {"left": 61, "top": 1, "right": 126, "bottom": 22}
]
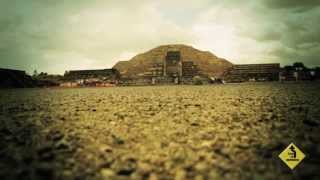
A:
[{"left": 0, "top": 83, "right": 319, "bottom": 180}]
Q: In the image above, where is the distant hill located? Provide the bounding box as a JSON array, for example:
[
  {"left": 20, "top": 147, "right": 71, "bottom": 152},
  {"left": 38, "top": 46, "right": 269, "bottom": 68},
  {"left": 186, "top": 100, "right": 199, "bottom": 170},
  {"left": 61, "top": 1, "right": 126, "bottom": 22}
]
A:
[{"left": 113, "top": 44, "right": 233, "bottom": 78}]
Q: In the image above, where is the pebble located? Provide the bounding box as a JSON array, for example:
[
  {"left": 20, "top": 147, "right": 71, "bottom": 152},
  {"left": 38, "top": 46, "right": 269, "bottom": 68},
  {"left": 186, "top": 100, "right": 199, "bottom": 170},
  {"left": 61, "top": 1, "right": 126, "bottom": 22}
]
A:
[
  {"left": 100, "top": 169, "right": 115, "bottom": 178},
  {"left": 148, "top": 173, "right": 158, "bottom": 180},
  {"left": 137, "top": 162, "right": 152, "bottom": 174},
  {"left": 174, "top": 169, "right": 187, "bottom": 180},
  {"left": 194, "top": 162, "right": 208, "bottom": 173}
]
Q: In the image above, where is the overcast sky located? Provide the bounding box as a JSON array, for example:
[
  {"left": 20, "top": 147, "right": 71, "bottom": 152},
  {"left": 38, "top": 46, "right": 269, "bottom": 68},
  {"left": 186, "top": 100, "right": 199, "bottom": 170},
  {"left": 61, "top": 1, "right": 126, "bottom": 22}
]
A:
[{"left": 0, "top": 0, "right": 319, "bottom": 74}]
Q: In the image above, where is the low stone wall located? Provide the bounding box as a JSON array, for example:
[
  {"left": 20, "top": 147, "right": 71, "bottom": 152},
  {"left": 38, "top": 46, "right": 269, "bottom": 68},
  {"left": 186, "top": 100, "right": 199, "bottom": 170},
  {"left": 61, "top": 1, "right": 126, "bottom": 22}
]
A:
[{"left": 118, "top": 76, "right": 213, "bottom": 86}]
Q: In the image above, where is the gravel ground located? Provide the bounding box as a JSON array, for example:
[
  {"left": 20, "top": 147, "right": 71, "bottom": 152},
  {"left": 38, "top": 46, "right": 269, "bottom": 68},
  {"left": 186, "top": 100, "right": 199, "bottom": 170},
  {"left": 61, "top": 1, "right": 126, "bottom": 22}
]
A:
[{"left": 0, "top": 83, "right": 319, "bottom": 180}]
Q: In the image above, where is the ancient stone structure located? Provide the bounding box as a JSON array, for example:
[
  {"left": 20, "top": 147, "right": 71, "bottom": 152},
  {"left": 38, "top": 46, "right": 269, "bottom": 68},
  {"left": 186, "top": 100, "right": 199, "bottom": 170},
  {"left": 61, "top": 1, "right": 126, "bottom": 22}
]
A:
[
  {"left": 119, "top": 51, "right": 202, "bottom": 84},
  {"left": 63, "top": 69, "right": 120, "bottom": 86},
  {"left": 113, "top": 45, "right": 233, "bottom": 85},
  {"left": 164, "top": 51, "right": 182, "bottom": 77},
  {"left": 182, "top": 61, "right": 199, "bottom": 78},
  {"left": 224, "top": 63, "right": 281, "bottom": 82}
]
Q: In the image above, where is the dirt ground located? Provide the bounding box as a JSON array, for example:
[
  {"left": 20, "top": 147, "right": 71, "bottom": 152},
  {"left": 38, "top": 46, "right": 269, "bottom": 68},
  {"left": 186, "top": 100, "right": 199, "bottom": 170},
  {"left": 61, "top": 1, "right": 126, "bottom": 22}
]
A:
[{"left": 0, "top": 83, "right": 319, "bottom": 180}]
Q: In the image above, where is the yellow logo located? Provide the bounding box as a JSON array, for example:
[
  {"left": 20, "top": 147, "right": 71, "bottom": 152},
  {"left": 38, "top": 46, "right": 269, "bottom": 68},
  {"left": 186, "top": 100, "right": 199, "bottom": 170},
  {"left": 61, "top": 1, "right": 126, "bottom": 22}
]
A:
[{"left": 278, "top": 143, "right": 305, "bottom": 170}]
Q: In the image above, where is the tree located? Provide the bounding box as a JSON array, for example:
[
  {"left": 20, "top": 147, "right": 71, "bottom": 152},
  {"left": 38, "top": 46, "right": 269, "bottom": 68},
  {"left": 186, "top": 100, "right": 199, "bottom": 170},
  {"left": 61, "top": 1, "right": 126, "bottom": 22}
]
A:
[
  {"left": 292, "top": 62, "right": 308, "bottom": 71},
  {"left": 293, "top": 62, "right": 305, "bottom": 68},
  {"left": 33, "top": 70, "right": 38, "bottom": 77},
  {"left": 284, "top": 65, "right": 294, "bottom": 72}
]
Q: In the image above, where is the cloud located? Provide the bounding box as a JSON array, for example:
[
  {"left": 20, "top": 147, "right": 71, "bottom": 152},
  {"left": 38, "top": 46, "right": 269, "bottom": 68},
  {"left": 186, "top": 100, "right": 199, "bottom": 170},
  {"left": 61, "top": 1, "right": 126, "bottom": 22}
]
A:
[
  {"left": 0, "top": 0, "right": 193, "bottom": 74},
  {"left": 263, "top": 0, "right": 320, "bottom": 10},
  {"left": 0, "top": 0, "right": 320, "bottom": 74}
]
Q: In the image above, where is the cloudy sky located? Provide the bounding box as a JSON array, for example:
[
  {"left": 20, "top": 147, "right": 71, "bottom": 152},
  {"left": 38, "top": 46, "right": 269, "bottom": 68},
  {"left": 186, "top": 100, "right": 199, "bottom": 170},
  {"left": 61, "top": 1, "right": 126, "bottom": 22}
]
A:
[{"left": 0, "top": 0, "right": 319, "bottom": 74}]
